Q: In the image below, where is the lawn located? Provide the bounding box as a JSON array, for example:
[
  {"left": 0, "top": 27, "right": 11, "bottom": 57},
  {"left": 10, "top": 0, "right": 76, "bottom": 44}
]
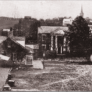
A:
[{"left": 11, "top": 57, "right": 92, "bottom": 91}]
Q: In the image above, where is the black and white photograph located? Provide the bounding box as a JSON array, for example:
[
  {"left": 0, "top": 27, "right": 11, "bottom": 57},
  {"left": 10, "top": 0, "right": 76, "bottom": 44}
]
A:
[{"left": 0, "top": 0, "right": 92, "bottom": 91}]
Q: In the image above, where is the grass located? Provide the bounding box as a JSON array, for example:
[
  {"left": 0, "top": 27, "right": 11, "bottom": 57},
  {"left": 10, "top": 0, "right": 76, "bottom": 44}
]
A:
[{"left": 11, "top": 57, "right": 92, "bottom": 91}]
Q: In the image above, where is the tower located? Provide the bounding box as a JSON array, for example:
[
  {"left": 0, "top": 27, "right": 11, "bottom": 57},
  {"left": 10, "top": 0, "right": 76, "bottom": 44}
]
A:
[{"left": 80, "top": 5, "right": 84, "bottom": 17}]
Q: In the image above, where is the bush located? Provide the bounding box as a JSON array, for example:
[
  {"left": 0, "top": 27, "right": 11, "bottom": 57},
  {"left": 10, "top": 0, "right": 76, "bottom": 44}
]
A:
[
  {"left": 45, "top": 50, "right": 57, "bottom": 59},
  {"left": 1, "top": 60, "right": 19, "bottom": 68}
]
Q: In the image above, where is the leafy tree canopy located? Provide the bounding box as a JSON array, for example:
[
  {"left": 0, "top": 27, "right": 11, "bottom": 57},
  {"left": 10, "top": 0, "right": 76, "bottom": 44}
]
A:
[{"left": 69, "top": 16, "right": 89, "bottom": 48}]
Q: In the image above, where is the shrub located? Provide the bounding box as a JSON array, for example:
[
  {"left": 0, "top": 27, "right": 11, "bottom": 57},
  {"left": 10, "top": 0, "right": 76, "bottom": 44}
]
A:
[
  {"left": 1, "top": 60, "right": 19, "bottom": 68},
  {"left": 45, "top": 50, "right": 57, "bottom": 59}
]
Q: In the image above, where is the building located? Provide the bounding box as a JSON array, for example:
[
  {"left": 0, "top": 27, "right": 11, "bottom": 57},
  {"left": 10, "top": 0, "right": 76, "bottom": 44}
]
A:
[
  {"left": 0, "top": 36, "right": 7, "bottom": 55},
  {"left": 3, "top": 29, "right": 10, "bottom": 32},
  {"left": 11, "top": 36, "right": 25, "bottom": 47},
  {"left": 63, "top": 18, "right": 73, "bottom": 26},
  {"left": 38, "top": 26, "right": 70, "bottom": 57},
  {"left": 80, "top": 5, "right": 84, "bottom": 17},
  {"left": 13, "top": 17, "right": 38, "bottom": 44},
  {"left": 25, "top": 44, "right": 39, "bottom": 60},
  {"left": 63, "top": 5, "right": 84, "bottom": 26},
  {"left": 88, "top": 25, "right": 92, "bottom": 38},
  {"left": 0, "top": 28, "right": 34, "bottom": 65},
  {"left": 89, "top": 19, "right": 92, "bottom": 23},
  {"left": 1, "top": 37, "right": 28, "bottom": 63},
  {"left": 1, "top": 28, "right": 13, "bottom": 37}
]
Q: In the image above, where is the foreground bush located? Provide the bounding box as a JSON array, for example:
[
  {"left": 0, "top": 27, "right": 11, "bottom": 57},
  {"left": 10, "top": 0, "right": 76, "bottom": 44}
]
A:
[
  {"left": 0, "top": 60, "right": 19, "bottom": 68},
  {"left": 45, "top": 50, "right": 57, "bottom": 59}
]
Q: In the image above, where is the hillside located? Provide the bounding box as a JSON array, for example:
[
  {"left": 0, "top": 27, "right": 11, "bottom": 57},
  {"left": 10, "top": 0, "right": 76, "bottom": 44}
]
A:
[{"left": 0, "top": 17, "right": 19, "bottom": 30}]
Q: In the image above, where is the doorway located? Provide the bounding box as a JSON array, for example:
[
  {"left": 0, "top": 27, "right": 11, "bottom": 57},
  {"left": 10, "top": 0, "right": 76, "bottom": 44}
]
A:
[{"left": 58, "top": 36, "right": 63, "bottom": 54}]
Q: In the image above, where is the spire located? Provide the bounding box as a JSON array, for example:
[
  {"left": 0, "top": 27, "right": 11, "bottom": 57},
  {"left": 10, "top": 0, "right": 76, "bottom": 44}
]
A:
[{"left": 80, "top": 5, "right": 84, "bottom": 17}]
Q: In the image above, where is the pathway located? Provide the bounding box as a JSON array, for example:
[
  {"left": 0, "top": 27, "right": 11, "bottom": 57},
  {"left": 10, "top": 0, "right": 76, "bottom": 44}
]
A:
[
  {"left": 0, "top": 68, "right": 11, "bottom": 91},
  {"left": 32, "top": 60, "right": 43, "bottom": 69}
]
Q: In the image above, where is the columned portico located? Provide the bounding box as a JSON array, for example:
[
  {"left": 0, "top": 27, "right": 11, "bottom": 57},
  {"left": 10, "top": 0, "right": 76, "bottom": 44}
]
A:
[
  {"left": 50, "top": 29, "right": 68, "bottom": 54},
  {"left": 63, "top": 37, "right": 66, "bottom": 52},
  {"left": 51, "top": 35, "right": 58, "bottom": 53}
]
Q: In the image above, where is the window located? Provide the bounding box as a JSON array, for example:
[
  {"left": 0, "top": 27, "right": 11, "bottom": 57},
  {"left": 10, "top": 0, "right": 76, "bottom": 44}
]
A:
[
  {"left": 42, "top": 44, "right": 46, "bottom": 50},
  {"left": 42, "top": 46, "right": 46, "bottom": 50},
  {"left": 46, "top": 44, "right": 50, "bottom": 50},
  {"left": 42, "top": 34, "right": 46, "bottom": 41},
  {"left": 12, "top": 53, "right": 17, "bottom": 61},
  {"left": 1, "top": 50, "right": 6, "bottom": 55},
  {"left": 7, "top": 43, "right": 11, "bottom": 48},
  {"left": 7, "top": 41, "right": 11, "bottom": 48}
]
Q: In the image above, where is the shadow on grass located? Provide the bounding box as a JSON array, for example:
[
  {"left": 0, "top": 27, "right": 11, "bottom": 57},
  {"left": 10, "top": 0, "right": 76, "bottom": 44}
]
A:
[{"left": 66, "top": 61, "right": 92, "bottom": 65}]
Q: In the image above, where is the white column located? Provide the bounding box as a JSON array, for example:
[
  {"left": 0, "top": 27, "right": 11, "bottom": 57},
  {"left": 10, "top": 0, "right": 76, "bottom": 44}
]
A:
[
  {"left": 63, "top": 37, "right": 66, "bottom": 46},
  {"left": 67, "top": 40, "right": 70, "bottom": 53},
  {"left": 63, "top": 36, "right": 66, "bottom": 52},
  {"left": 55, "top": 35, "right": 58, "bottom": 53},
  {"left": 61, "top": 46, "right": 62, "bottom": 54},
  {"left": 51, "top": 35, "right": 53, "bottom": 51}
]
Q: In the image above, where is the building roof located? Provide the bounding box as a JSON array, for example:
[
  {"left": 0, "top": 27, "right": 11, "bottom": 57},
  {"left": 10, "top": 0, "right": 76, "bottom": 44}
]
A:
[
  {"left": 25, "top": 44, "right": 39, "bottom": 50},
  {"left": 10, "top": 36, "right": 25, "bottom": 47},
  {"left": 63, "top": 18, "right": 73, "bottom": 25},
  {"left": 0, "top": 36, "right": 7, "bottom": 43},
  {"left": 25, "top": 46, "right": 34, "bottom": 53},
  {"left": 7, "top": 37, "right": 28, "bottom": 52},
  {"left": 3, "top": 29, "right": 10, "bottom": 32},
  {"left": 11, "top": 36, "right": 25, "bottom": 41},
  {"left": 38, "top": 26, "right": 68, "bottom": 34},
  {"left": 0, "top": 54, "right": 10, "bottom": 61},
  {"left": 63, "top": 18, "right": 72, "bottom": 22},
  {"left": 51, "top": 29, "right": 65, "bottom": 35}
]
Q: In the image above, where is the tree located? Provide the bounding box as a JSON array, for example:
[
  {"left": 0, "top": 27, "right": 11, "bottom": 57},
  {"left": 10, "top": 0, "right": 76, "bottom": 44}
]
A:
[
  {"left": 39, "top": 17, "right": 64, "bottom": 26},
  {"left": 13, "top": 19, "right": 23, "bottom": 36},
  {"left": 25, "top": 20, "right": 40, "bottom": 44},
  {"left": 13, "top": 17, "right": 40, "bottom": 44},
  {"left": 69, "top": 16, "right": 89, "bottom": 54},
  {"left": 58, "top": 17, "right": 64, "bottom": 26}
]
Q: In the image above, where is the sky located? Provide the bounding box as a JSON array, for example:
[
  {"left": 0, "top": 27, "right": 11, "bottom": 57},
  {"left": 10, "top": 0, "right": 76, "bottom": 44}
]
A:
[{"left": 0, "top": 0, "right": 92, "bottom": 19}]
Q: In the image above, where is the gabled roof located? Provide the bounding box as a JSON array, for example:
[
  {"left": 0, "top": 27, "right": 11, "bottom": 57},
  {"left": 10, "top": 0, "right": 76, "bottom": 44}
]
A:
[
  {"left": 0, "top": 54, "right": 10, "bottom": 61},
  {"left": 7, "top": 37, "right": 28, "bottom": 52},
  {"left": 11, "top": 36, "right": 25, "bottom": 41},
  {"left": 25, "top": 46, "right": 34, "bottom": 53},
  {"left": 10, "top": 36, "right": 25, "bottom": 47},
  {"left": 38, "top": 26, "right": 68, "bottom": 34},
  {"left": 51, "top": 29, "right": 65, "bottom": 35}
]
